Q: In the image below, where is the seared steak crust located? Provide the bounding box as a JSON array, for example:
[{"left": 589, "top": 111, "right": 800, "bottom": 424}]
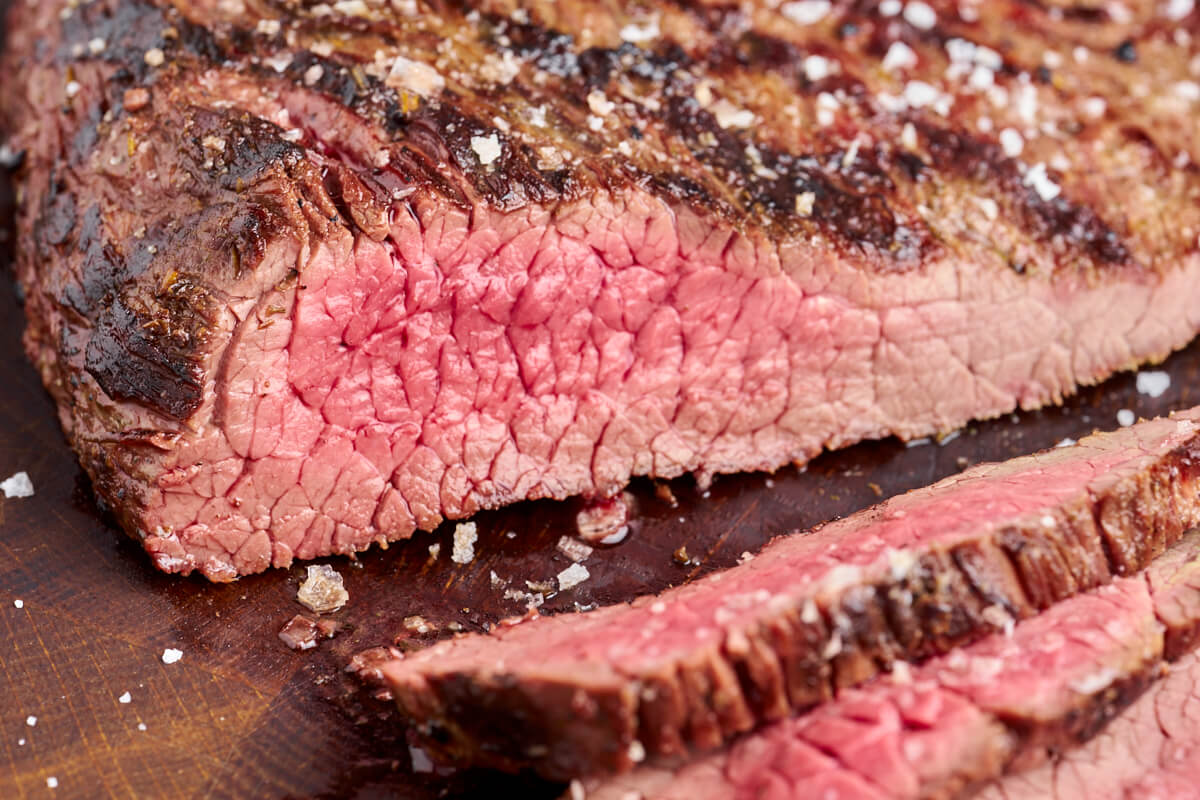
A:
[{"left": 4, "top": 0, "right": 1200, "bottom": 578}]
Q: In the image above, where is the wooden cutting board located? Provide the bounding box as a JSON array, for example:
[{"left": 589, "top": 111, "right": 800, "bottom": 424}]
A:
[{"left": 3, "top": 172, "right": 1200, "bottom": 798}]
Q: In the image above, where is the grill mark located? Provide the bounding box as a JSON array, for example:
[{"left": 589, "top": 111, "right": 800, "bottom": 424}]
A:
[
  {"left": 919, "top": 123, "right": 1134, "bottom": 268},
  {"left": 61, "top": 0, "right": 1160, "bottom": 282}
]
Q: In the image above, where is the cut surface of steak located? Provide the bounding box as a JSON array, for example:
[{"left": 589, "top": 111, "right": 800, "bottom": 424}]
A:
[
  {"left": 979, "top": 654, "right": 1200, "bottom": 800},
  {"left": 381, "top": 409, "right": 1200, "bottom": 778},
  {"left": 6, "top": 0, "right": 1200, "bottom": 580},
  {"left": 579, "top": 531, "right": 1200, "bottom": 800}
]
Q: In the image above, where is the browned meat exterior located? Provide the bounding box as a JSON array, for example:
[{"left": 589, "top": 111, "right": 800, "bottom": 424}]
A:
[
  {"left": 5, "top": 0, "right": 1200, "bottom": 579},
  {"left": 979, "top": 549, "right": 1200, "bottom": 800},
  {"left": 380, "top": 408, "right": 1200, "bottom": 779},
  {"left": 579, "top": 530, "right": 1200, "bottom": 800}
]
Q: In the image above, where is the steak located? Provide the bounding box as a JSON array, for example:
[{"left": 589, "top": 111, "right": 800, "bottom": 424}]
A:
[
  {"left": 980, "top": 653, "right": 1200, "bottom": 800},
  {"left": 578, "top": 530, "right": 1200, "bottom": 800},
  {"left": 5, "top": 0, "right": 1200, "bottom": 580},
  {"left": 381, "top": 408, "right": 1200, "bottom": 778}
]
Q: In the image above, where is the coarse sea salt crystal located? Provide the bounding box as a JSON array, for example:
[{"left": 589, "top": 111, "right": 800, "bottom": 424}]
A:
[
  {"left": 1, "top": 471, "right": 33, "bottom": 499},
  {"left": 803, "top": 55, "right": 834, "bottom": 81},
  {"left": 1137, "top": 370, "right": 1171, "bottom": 398},
  {"left": 1166, "top": 0, "right": 1195, "bottom": 20},
  {"left": 118, "top": 692, "right": 131, "bottom": 704},
  {"left": 557, "top": 563, "right": 590, "bottom": 591},
  {"left": 1117, "top": 409, "right": 1136, "bottom": 427},
  {"left": 882, "top": 41, "right": 917, "bottom": 72},
  {"left": 386, "top": 56, "right": 444, "bottom": 97},
  {"left": 781, "top": 0, "right": 832, "bottom": 25},
  {"left": 470, "top": 134, "right": 502, "bottom": 166},
  {"left": 619, "top": 19, "right": 660, "bottom": 44},
  {"left": 451, "top": 521, "right": 478, "bottom": 563},
  {"left": 161, "top": 648, "right": 183, "bottom": 665},
  {"left": 1023, "top": 163, "right": 1061, "bottom": 202},
  {"left": 903, "top": 1, "right": 937, "bottom": 29},
  {"left": 297, "top": 564, "right": 349, "bottom": 612},
  {"left": 903, "top": 81, "right": 940, "bottom": 109},
  {"left": 999, "top": 128, "right": 1024, "bottom": 157}
]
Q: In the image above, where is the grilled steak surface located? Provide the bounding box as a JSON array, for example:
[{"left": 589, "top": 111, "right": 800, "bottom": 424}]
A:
[
  {"left": 581, "top": 530, "right": 1200, "bottom": 800},
  {"left": 381, "top": 409, "right": 1200, "bottom": 778},
  {"left": 4, "top": 0, "right": 1200, "bottom": 579}
]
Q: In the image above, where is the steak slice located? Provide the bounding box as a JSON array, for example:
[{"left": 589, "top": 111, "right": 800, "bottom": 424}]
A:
[
  {"left": 579, "top": 530, "right": 1200, "bottom": 800},
  {"left": 380, "top": 408, "right": 1200, "bottom": 778},
  {"left": 980, "top": 654, "right": 1200, "bottom": 800},
  {"left": 6, "top": 1, "right": 1200, "bottom": 581}
]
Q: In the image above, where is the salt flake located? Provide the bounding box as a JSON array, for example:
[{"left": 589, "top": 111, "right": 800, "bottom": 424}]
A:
[
  {"left": 1, "top": 471, "right": 34, "bottom": 498},
  {"left": 161, "top": 648, "right": 183, "bottom": 665},
  {"left": 452, "top": 521, "right": 478, "bottom": 564},
  {"left": 470, "top": 135, "right": 502, "bottom": 166},
  {"left": 557, "top": 563, "right": 590, "bottom": 591},
  {"left": 903, "top": 1, "right": 937, "bottom": 29},
  {"left": 781, "top": 0, "right": 832, "bottom": 25},
  {"left": 1136, "top": 370, "right": 1171, "bottom": 398}
]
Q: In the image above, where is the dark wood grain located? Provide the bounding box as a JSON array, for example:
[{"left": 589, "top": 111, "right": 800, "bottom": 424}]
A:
[{"left": 3, "top": 159, "right": 1200, "bottom": 800}]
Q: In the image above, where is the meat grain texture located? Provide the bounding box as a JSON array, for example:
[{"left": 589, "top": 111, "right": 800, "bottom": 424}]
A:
[
  {"left": 4, "top": 0, "right": 1200, "bottom": 578},
  {"left": 381, "top": 409, "right": 1200, "bottom": 778},
  {"left": 580, "top": 531, "right": 1200, "bottom": 800}
]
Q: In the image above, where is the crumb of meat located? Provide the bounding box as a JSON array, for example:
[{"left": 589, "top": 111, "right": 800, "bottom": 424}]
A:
[
  {"left": 346, "top": 646, "right": 404, "bottom": 686},
  {"left": 451, "top": 522, "right": 477, "bottom": 564},
  {"left": 297, "top": 564, "right": 349, "bottom": 613},
  {"left": 556, "top": 536, "right": 593, "bottom": 563},
  {"left": 278, "top": 615, "right": 320, "bottom": 650},
  {"left": 161, "top": 648, "right": 182, "bottom": 664},
  {"left": 557, "top": 563, "right": 590, "bottom": 591},
  {"left": 1, "top": 471, "right": 34, "bottom": 498},
  {"left": 122, "top": 87, "right": 150, "bottom": 112},
  {"left": 576, "top": 495, "right": 631, "bottom": 543}
]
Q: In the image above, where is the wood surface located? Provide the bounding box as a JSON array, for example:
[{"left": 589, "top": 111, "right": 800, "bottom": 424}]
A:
[{"left": 3, "top": 137, "right": 1200, "bottom": 800}]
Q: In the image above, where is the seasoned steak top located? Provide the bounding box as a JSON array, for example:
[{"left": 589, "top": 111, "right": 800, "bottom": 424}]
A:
[{"left": 16, "top": 0, "right": 1200, "bottom": 279}]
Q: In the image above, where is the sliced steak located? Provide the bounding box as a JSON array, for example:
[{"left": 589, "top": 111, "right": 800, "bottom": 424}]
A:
[
  {"left": 980, "top": 654, "right": 1200, "bottom": 800},
  {"left": 579, "top": 530, "right": 1200, "bottom": 800},
  {"left": 4, "top": 1, "right": 1200, "bottom": 579},
  {"left": 979, "top": 536, "right": 1200, "bottom": 800},
  {"left": 380, "top": 409, "right": 1200, "bottom": 778}
]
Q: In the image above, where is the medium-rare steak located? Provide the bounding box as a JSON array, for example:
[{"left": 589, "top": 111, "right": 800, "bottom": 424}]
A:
[
  {"left": 381, "top": 408, "right": 1200, "bottom": 778},
  {"left": 579, "top": 530, "right": 1200, "bottom": 800},
  {"left": 5, "top": 0, "right": 1200, "bottom": 579},
  {"left": 981, "top": 649, "right": 1200, "bottom": 799}
]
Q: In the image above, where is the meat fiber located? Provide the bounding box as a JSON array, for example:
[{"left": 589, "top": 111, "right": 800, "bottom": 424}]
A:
[
  {"left": 5, "top": 0, "right": 1200, "bottom": 579},
  {"left": 380, "top": 408, "right": 1200, "bottom": 778},
  {"left": 578, "top": 530, "right": 1200, "bottom": 800}
]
